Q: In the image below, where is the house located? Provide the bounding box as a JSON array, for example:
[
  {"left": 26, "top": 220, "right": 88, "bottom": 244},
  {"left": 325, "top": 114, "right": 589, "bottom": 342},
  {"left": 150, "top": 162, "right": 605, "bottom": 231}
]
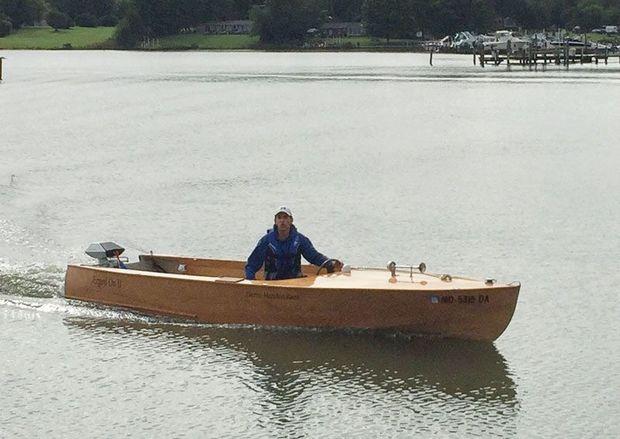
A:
[
  {"left": 321, "top": 22, "right": 366, "bottom": 38},
  {"left": 197, "top": 20, "right": 253, "bottom": 35}
]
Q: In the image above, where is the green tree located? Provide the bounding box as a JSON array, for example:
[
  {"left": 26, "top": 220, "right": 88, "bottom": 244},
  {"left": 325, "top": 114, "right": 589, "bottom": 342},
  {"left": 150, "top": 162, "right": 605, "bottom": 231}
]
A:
[
  {"left": 428, "top": 0, "right": 465, "bottom": 35},
  {"left": 251, "top": 0, "right": 325, "bottom": 44},
  {"left": 75, "top": 12, "right": 97, "bottom": 27},
  {"left": 362, "top": 0, "right": 417, "bottom": 41},
  {"left": 574, "top": 0, "right": 604, "bottom": 30},
  {"left": 48, "top": 0, "right": 115, "bottom": 22},
  {"left": 327, "top": 0, "right": 364, "bottom": 20},
  {"left": 470, "top": 0, "right": 496, "bottom": 33},
  {"left": 0, "top": 14, "right": 13, "bottom": 36},
  {"left": 603, "top": 6, "right": 620, "bottom": 25},
  {"left": 115, "top": 4, "right": 146, "bottom": 47},
  {"left": 132, "top": 0, "right": 211, "bottom": 36},
  {"left": 0, "top": 0, "right": 47, "bottom": 28},
  {"left": 47, "top": 9, "right": 72, "bottom": 29},
  {"left": 548, "top": 0, "right": 569, "bottom": 28}
]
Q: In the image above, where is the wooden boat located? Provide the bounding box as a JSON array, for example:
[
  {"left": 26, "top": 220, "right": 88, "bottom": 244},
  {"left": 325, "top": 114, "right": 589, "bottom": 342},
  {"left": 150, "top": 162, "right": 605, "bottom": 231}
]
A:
[{"left": 64, "top": 245, "right": 520, "bottom": 342}]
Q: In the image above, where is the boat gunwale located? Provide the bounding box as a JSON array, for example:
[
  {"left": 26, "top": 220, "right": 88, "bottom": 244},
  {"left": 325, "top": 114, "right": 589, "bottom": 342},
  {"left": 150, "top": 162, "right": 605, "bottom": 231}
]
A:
[{"left": 66, "top": 262, "right": 518, "bottom": 293}]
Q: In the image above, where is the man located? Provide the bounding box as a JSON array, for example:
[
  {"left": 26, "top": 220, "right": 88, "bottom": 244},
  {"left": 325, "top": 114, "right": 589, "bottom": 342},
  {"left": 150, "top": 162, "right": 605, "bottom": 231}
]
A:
[{"left": 245, "top": 206, "right": 342, "bottom": 280}]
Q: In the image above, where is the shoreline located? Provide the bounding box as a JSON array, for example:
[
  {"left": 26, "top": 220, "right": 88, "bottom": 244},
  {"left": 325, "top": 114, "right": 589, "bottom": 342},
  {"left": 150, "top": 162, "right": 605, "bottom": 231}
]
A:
[{"left": 2, "top": 26, "right": 619, "bottom": 53}]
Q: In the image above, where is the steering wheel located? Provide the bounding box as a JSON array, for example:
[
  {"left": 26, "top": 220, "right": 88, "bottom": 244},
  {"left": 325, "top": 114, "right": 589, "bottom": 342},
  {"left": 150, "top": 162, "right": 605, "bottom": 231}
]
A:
[{"left": 317, "top": 259, "right": 340, "bottom": 275}]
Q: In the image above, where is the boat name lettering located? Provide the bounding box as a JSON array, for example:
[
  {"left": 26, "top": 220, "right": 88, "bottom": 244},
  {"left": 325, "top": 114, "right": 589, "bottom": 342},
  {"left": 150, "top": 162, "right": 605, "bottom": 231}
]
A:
[
  {"left": 91, "top": 276, "right": 122, "bottom": 289},
  {"left": 247, "top": 291, "right": 299, "bottom": 300},
  {"left": 431, "top": 294, "right": 489, "bottom": 304}
]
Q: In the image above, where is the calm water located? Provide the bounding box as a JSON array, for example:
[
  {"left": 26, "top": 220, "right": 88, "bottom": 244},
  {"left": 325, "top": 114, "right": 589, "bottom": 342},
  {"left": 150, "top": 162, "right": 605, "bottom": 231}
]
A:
[{"left": 1, "top": 51, "right": 619, "bottom": 438}]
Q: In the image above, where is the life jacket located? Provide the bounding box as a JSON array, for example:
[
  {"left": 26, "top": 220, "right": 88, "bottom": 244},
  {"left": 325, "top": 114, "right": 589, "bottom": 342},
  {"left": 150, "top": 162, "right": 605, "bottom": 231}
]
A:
[{"left": 264, "top": 225, "right": 303, "bottom": 280}]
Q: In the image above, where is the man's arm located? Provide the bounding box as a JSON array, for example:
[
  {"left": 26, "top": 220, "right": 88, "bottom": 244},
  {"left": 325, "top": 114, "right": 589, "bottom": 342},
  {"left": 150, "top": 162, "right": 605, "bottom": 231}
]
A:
[
  {"left": 299, "top": 235, "right": 329, "bottom": 267},
  {"left": 245, "top": 237, "right": 267, "bottom": 280}
]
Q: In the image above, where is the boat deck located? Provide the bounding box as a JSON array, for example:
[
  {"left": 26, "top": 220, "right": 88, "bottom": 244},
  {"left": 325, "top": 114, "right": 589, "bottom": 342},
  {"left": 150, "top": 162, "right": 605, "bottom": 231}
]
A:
[{"left": 118, "top": 254, "right": 510, "bottom": 291}]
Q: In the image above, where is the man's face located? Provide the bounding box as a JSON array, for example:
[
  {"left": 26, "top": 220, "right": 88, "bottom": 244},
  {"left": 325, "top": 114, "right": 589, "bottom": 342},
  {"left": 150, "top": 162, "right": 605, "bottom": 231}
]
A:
[{"left": 275, "top": 212, "right": 292, "bottom": 233}]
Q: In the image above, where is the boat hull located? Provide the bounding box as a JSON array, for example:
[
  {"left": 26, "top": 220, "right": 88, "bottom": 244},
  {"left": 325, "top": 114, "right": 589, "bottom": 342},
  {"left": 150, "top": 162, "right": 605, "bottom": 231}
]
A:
[{"left": 65, "top": 259, "right": 519, "bottom": 342}]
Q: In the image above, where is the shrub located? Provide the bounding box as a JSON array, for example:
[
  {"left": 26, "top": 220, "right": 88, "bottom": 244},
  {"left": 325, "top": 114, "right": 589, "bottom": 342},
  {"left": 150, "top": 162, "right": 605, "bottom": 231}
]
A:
[
  {"left": 47, "top": 10, "right": 72, "bottom": 30},
  {"left": 0, "top": 19, "right": 12, "bottom": 37},
  {"left": 76, "top": 13, "right": 97, "bottom": 27}
]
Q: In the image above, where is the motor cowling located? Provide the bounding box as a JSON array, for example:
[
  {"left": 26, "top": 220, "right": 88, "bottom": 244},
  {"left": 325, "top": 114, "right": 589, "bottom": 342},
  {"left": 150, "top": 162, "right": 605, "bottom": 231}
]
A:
[{"left": 85, "top": 242, "right": 126, "bottom": 267}]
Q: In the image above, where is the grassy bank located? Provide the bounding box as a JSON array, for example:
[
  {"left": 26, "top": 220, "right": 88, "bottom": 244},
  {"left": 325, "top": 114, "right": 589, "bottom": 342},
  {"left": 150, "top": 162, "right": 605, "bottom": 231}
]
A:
[
  {"left": 0, "top": 27, "right": 418, "bottom": 51},
  {"left": 0, "top": 26, "right": 115, "bottom": 49}
]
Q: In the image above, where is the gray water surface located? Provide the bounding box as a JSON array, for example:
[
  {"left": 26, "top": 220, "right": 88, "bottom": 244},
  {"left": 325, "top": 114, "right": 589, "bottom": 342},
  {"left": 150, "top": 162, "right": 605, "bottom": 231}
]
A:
[{"left": 1, "top": 51, "right": 619, "bottom": 438}]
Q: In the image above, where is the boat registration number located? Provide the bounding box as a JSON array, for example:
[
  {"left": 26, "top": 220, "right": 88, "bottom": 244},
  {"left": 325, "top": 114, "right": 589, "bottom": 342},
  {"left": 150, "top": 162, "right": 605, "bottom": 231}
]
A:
[
  {"left": 91, "top": 276, "right": 122, "bottom": 290},
  {"left": 431, "top": 294, "right": 489, "bottom": 304}
]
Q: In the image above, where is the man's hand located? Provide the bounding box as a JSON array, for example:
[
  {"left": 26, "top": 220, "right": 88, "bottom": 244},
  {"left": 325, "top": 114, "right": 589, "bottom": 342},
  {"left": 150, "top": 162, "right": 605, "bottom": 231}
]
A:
[{"left": 330, "top": 259, "right": 343, "bottom": 272}]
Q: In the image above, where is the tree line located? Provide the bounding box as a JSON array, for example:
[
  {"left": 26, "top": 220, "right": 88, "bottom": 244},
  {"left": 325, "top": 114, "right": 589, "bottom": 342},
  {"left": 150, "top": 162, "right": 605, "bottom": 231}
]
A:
[{"left": 1, "top": 0, "right": 619, "bottom": 44}]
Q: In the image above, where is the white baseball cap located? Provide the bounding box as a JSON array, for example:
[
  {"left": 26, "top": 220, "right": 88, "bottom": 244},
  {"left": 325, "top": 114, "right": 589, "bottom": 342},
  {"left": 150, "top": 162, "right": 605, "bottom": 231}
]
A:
[{"left": 275, "top": 206, "right": 293, "bottom": 217}]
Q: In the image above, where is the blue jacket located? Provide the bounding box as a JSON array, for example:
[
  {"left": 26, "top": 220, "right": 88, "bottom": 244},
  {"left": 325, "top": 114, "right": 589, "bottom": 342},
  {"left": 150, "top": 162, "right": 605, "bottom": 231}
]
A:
[{"left": 245, "top": 225, "right": 329, "bottom": 280}]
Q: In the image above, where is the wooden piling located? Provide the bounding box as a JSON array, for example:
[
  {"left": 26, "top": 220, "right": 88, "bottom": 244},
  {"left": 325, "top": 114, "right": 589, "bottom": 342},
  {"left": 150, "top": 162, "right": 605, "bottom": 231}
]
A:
[
  {"left": 527, "top": 45, "right": 532, "bottom": 70},
  {"left": 506, "top": 40, "right": 511, "bottom": 66},
  {"left": 429, "top": 49, "right": 433, "bottom": 66},
  {"left": 0, "top": 57, "right": 4, "bottom": 81}
]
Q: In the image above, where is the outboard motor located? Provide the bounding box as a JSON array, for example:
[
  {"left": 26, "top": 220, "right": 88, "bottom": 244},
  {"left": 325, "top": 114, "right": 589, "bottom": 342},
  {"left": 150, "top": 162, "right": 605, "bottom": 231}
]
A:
[{"left": 85, "top": 242, "right": 127, "bottom": 268}]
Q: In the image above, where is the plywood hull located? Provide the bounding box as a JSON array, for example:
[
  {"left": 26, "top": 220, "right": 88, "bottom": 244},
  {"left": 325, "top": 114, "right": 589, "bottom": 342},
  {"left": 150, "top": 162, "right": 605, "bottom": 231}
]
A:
[{"left": 65, "top": 257, "right": 519, "bottom": 342}]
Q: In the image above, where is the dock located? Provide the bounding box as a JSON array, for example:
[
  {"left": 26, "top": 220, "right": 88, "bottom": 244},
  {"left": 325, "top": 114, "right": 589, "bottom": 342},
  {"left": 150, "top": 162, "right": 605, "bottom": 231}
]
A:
[
  {"left": 477, "top": 46, "right": 618, "bottom": 68},
  {"left": 473, "top": 36, "right": 620, "bottom": 68}
]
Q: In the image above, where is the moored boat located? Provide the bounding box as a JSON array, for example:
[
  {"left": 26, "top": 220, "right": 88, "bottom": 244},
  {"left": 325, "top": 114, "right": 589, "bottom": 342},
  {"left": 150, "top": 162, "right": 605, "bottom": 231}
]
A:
[{"left": 64, "top": 243, "right": 520, "bottom": 342}]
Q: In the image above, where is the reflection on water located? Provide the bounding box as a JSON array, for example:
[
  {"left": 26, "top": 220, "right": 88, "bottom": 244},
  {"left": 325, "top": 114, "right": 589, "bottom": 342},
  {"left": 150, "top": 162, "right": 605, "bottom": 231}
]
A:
[{"left": 64, "top": 317, "right": 518, "bottom": 434}]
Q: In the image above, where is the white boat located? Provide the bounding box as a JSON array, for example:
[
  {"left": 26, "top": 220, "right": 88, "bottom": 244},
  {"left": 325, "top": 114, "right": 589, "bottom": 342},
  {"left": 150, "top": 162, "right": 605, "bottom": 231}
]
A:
[{"left": 483, "top": 30, "right": 529, "bottom": 52}]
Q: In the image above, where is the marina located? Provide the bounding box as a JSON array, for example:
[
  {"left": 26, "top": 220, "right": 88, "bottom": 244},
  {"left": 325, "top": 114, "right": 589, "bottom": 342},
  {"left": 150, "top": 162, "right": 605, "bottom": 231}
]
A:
[{"left": 428, "top": 30, "right": 620, "bottom": 68}]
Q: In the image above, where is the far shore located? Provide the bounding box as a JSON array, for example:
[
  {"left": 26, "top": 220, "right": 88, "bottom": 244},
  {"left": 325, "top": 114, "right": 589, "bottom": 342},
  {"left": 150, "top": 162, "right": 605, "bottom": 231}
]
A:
[
  {"left": 0, "top": 26, "right": 429, "bottom": 52},
  {"left": 1, "top": 26, "right": 619, "bottom": 52}
]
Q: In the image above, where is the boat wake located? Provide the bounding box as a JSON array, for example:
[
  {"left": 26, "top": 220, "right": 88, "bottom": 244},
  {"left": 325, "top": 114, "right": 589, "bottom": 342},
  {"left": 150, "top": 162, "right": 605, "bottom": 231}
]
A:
[
  {"left": 0, "top": 263, "right": 65, "bottom": 298},
  {"left": 0, "top": 293, "right": 162, "bottom": 324}
]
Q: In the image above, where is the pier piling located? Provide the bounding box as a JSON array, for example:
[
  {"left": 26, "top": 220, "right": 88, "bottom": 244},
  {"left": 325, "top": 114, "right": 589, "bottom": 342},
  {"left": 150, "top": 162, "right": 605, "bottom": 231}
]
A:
[
  {"left": 506, "top": 40, "right": 511, "bottom": 66},
  {"left": 454, "top": 40, "right": 618, "bottom": 71},
  {"left": 0, "top": 57, "right": 4, "bottom": 81}
]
